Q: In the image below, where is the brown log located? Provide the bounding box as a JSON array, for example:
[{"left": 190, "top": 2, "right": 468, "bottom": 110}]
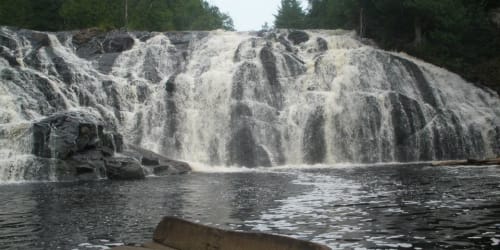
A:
[
  {"left": 114, "top": 217, "right": 331, "bottom": 250},
  {"left": 431, "top": 158, "right": 500, "bottom": 166}
]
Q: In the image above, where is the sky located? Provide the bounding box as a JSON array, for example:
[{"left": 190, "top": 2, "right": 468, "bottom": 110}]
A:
[{"left": 208, "top": 0, "right": 307, "bottom": 31}]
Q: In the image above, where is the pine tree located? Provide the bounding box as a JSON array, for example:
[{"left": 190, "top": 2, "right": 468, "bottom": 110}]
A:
[{"left": 274, "top": 0, "right": 306, "bottom": 29}]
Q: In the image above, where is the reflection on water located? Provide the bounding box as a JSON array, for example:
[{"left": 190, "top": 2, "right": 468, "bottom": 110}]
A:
[{"left": 0, "top": 165, "right": 499, "bottom": 249}]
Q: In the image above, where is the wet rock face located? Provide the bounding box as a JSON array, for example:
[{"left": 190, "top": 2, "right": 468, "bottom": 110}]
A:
[
  {"left": 73, "top": 31, "right": 134, "bottom": 59},
  {"left": 0, "top": 46, "right": 19, "bottom": 67},
  {"left": 123, "top": 144, "right": 191, "bottom": 175},
  {"left": 227, "top": 127, "right": 272, "bottom": 168},
  {"left": 32, "top": 111, "right": 106, "bottom": 159},
  {"left": 303, "top": 107, "right": 326, "bottom": 164},
  {"left": 72, "top": 28, "right": 103, "bottom": 45},
  {"left": 103, "top": 34, "right": 134, "bottom": 53},
  {"left": 259, "top": 46, "right": 283, "bottom": 109},
  {"left": 1, "top": 26, "right": 499, "bottom": 177},
  {"left": 31, "top": 111, "right": 145, "bottom": 181},
  {"left": 317, "top": 37, "right": 328, "bottom": 52},
  {"left": 104, "top": 157, "right": 145, "bottom": 180},
  {"left": 288, "top": 30, "right": 310, "bottom": 45}
]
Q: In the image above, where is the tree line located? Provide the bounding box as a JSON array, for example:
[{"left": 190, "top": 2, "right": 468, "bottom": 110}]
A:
[
  {"left": 0, "top": 0, "right": 234, "bottom": 31},
  {"left": 275, "top": 0, "right": 500, "bottom": 91}
]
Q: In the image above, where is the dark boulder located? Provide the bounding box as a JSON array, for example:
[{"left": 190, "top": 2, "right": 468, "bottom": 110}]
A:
[
  {"left": 124, "top": 144, "right": 191, "bottom": 175},
  {"left": 72, "top": 28, "right": 103, "bottom": 46},
  {"left": 52, "top": 56, "right": 73, "bottom": 84},
  {"left": 68, "top": 150, "right": 107, "bottom": 180},
  {"left": 259, "top": 46, "right": 283, "bottom": 109},
  {"left": 24, "top": 31, "right": 50, "bottom": 48},
  {"left": 303, "top": 107, "right": 326, "bottom": 164},
  {"left": 101, "top": 132, "right": 124, "bottom": 156},
  {"left": 288, "top": 30, "right": 309, "bottom": 45},
  {"left": 32, "top": 111, "right": 105, "bottom": 159},
  {"left": 18, "top": 154, "right": 105, "bottom": 182},
  {"left": 227, "top": 127, "right": 272, "bottom": 168},
  {"left": 73, "top": 31, "right": 134, "bottom": 59},
  {"left": 317, "top": 37, "right": 328, "bottom": 52},
  {"left": 0, "top": 32, "right": 18, "bottom": 50},
  {"left": 31, "top": 111, "right": 134, "bottom": 181},
  {"left": 103, "top": 34, "right": 134, "bottom": 53},
  {"left": 104, "top": 157, "right": 145, "bottom": 180},
  {"left": 0, "top": 46, "right": 20, "bottom": 67},
  {"left": 153, "top": 164, "right": 190, "bottom": 176}
]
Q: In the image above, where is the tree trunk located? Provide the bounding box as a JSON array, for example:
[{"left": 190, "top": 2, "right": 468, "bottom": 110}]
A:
[
  {"left": 413, "top": 16, "right": 422, "bottom": 46},
  {"left": 359, "top": 7, "right": 364, "bottom": 38},
  {"left": 124, "top": 0, "right": 128, "bottom": 30}
]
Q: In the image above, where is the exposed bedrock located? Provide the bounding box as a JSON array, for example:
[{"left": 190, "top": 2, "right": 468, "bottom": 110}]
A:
[
  {"left": 124, "top": 144, "right": 191, "bottom": 175},
  {"left": 29, "top": 111, "right": 190, "bottom": 181},
  {"left": 1, "top": 27, "right": 499, "bottom": 180}
]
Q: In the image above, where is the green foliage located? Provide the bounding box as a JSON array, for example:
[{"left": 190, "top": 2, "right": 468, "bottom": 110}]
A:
[
  {"left": 295, "top": 0, "right": 500, "bottom": 90},
  {"left": 307, "top": 0, "right": 359, "bottom": 29},
  {"left": 128, "top": 0, "right": 174, "bottom": 31},
  {"left": 274, "top": 0, "right": 306, "bottom": 29},
  {"left": 0, "top": 0, "right": 234, "bottom": 31},
  {"left": 59, "top": 0, "right": 122, "bottom": 30},
  {"left": 0, "top": 0, "right": 65, "bottom": 31}
]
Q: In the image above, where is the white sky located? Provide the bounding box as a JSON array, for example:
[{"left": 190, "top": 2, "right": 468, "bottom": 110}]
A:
[{"left": 208, "top": 0, "right": 307, "bottom": 31}]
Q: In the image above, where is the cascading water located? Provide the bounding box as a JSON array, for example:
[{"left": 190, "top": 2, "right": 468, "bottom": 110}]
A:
[{"left": 0, "top": 27, "right": 499, "bottom": 182}]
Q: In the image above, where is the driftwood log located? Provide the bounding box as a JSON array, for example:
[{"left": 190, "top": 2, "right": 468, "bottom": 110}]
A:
[
  {"left": 431, "top": 157, "right": 500, "bottom": 166},
  {"left": 114, "top": 216, "right": 331, "bottom": 250}
]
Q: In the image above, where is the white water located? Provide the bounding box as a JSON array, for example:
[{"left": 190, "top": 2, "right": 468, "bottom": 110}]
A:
[{"left": 0, "top": 27, "right": 499, "bottom": 182}]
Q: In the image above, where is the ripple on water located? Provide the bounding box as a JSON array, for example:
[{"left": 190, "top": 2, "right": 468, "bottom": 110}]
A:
[{"left": 0, "top": 165, "right": 499, "bottom": 249}]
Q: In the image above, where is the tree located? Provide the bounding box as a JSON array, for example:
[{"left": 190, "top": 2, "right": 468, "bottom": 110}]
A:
[
  {"left": 261, "top": 22, "right": 271, "bottom": 31},
  {"left": 0, "top": 0, "right": 33, "bottom": 28},
  {"left": 59, "top": 0, "right": 122, "bottom": 30},
  {"left": 306, "top": 0, "right": 360, "bottom": 30},
  {"left": 128, "top": 0, "right": 174, "bottom": 31},
  {"left": 274, "top": 0, "right": 306, "bottom": 29},
  {"left": 0, "top": 0, "right": 233, "bottom": 32}
]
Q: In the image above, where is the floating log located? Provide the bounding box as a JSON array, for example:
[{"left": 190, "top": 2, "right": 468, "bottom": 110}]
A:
[
  {"left": 431, "top": 157, "right": 500, "bottom": 166},
  {"left": 114, "top": 216, "right": 331, "bottom": 250}
]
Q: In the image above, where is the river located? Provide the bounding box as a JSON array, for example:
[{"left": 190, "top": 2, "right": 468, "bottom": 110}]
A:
[{"left": 1, "top": 164, "right": 499, "bottom": 249}]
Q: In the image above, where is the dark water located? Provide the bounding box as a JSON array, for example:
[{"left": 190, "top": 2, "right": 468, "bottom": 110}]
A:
[{"left": 1, "top": 164, "right": 500, "bottom": 250}]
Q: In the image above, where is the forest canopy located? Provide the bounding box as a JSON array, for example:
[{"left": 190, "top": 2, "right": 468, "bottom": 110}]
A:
[
  {"left": 0, "top": 0, "right": 234, "bottom": 31},
  {"left": 275, "top": 0, "right": 500, "bottom": 91}
]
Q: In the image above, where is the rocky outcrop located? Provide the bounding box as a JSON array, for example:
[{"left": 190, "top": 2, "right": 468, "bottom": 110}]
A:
[
  {"left": 104, "top": 157, "right": 145, "bottom": 180},
  {"left": 124, "top": 145, "right": 191, "bottom": 175},
  {"left": 113, "top": 217, "right": 331, "bottom": 250},
  {"left": 33, "top": 111, "right": 108, "bottom": 159},
  {"left": 28, "top": 111, "right": 191, "bottom": 181},
  {"left": 288, "top": 30, "right": 310, "bottom": 45},
  {"left": 31, "top": 111, "right": 145, "bottom": 181}
]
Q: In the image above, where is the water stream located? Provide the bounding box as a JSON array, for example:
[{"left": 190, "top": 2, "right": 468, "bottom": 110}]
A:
[{"left": 0, "top": 164, "right": 499, "bottom": 249}]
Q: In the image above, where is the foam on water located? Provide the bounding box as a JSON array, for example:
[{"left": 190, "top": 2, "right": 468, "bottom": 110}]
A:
[{"left": 0, "top": 27, "right": 499, "bottom": 182}]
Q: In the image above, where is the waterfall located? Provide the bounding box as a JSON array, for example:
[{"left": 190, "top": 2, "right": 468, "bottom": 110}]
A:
[{"left": 0, "top": 27, "right": 499, "bottom": 177}]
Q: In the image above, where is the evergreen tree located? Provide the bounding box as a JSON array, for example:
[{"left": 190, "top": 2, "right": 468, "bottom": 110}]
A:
[
  {"left": 274, "top": 0, "right": 306, "bottom": 29},
  {"left": 295, "top": 0, "right": 500, "bottom": 90},
  {"left": 0, "top": 0, "right": 233, "bottom": 31},
  {"left": 307, "top": 0, "right": 359, "bottom": 30}
]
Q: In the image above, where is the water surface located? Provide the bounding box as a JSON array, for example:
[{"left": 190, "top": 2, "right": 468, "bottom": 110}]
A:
[{"left": 1, "top": 164, "right": 500, "bottom": 249}]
